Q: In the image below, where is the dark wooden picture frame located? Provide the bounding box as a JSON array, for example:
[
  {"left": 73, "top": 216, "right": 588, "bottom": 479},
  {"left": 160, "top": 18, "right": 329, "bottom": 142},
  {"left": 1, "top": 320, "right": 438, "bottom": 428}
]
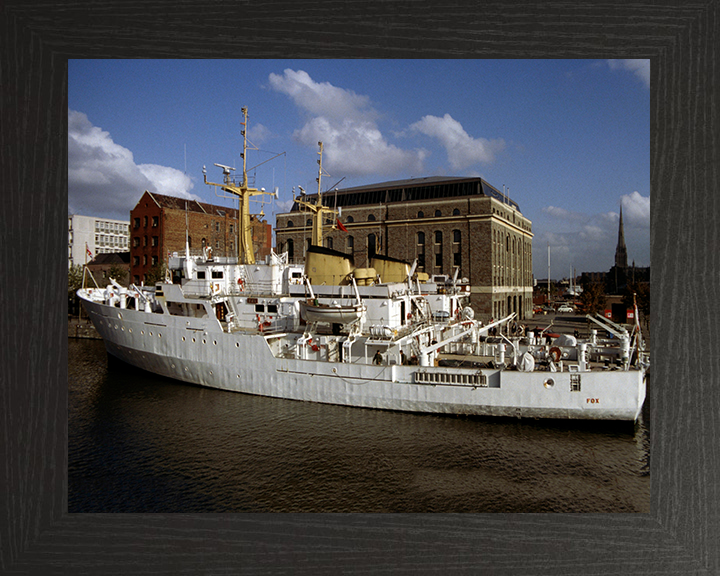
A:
[{"left": 2, "top": 1, "right": 717, "bottom": 573}]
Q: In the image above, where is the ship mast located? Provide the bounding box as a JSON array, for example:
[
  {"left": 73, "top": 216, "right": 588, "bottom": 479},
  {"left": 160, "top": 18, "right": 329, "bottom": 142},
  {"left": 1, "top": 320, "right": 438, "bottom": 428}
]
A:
[
  {"left": 294, "top": 141, "right": 338, "bottom": 247},
  {"left": 203, "top": 107, "right": 274, "bottom": 264}
]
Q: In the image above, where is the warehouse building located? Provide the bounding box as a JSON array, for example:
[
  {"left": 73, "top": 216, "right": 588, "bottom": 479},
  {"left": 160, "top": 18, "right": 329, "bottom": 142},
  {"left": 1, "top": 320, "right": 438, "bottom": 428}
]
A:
[
  {"left": 129, "top": 191, "right": 272, "bottom": 285},
  {"left": 275, "top": 176, "right": 533, "bottom": 320}
]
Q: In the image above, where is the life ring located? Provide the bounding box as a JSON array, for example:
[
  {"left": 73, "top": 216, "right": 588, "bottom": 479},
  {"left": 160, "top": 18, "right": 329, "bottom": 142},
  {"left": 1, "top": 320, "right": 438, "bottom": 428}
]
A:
[
  {"left": 237, "top": 278, "right": 245, "bottom": 291},
  {"left": 549, "top": 346, "right": 562, "bottom": 363}
]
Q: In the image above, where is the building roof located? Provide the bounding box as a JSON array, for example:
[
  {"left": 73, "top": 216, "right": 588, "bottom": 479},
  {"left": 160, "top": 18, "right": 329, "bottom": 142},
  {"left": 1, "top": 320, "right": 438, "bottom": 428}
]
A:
[
  {"left": 141, "top": 191, "right": 240, "bottom": 219},
  {"left": 88, "top": 252, "right": 131, "bottom": 265},
  {"left": 288, "top": 176, "right": 520, "bottom": 212}
]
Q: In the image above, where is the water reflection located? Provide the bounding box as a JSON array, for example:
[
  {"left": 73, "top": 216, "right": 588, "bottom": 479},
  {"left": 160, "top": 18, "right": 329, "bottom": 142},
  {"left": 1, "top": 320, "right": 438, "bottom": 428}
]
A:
[{"left": 69, "top": 339, "right": 650, "bottom": 513}]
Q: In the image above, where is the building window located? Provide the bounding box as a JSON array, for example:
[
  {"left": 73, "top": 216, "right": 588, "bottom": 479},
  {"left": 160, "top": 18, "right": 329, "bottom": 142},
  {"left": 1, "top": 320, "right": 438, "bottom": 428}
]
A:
[
  {"left": 133, "top": 256, "right": 139, "bottom": 266},
  {"left": 453, "top": 208, "right": 460, "bottom": 216},
  {"left": 435, "top": 209, "right": 441, "bottom": 217},
  {"left": 152, "top": 236, "right": 158, "bottom": 247},
  {"left": 287, "top": 220, "right": 294, "bottom": 227},
  {"left": 287, "top": 238, "right": 294, "bottom": 261},
  {"left": 368, "top": 214, "right": 376, "bottom": 222},
  {"left": 367, "top": 234, "right": 377, "bottom": 259},
  {"left": 346, "top": 215, "right": 354, "bottom": 223},
  {"left": 417, "top": 211, "right": 424, "bottom": 218},
  {"left": 453, "top": 229, "right": 461, "bottom": 269},
  {"left": 347, "top": 235, "right": 354, "bottom": 256},
  {"left": 306, "top": 219, "right": 312, "bottom": 227},
  {"left": 143, "top": 216, "right": 148, "bottom": 227},
  {"left": 152, "top": 216, "right": 158, "bottom": 227},
  {"left": 324, "top": 237, "right": 333, "bottom": 249},
  {"left": 215, "top": 222, "right": 220, "bottom": 232},
  {"left": 143, "top": 236, "right": 148, "bottom": 247},
  {"left": 434, "top": 231, "right": 443, "bottom": 271},
  {"left": 143, "top": 255, "right": 147, "bottom": 265},
  {"left": 230, "top": 224, "right": 234, "bottom": 233},
  {"left": 134, "top": 218, "right": 140, "bottom": 228},
  {"left": 151, "top": 256, "right": 158, "bottom": 266},
  {"left": 417, "top": 232, "right": 425, "bottom": 272}
]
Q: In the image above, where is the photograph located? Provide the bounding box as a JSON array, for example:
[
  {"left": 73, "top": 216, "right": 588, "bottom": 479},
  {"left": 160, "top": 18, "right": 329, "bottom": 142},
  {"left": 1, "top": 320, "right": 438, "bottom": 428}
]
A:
[{"left": 68, "top": 59, "right": 650, "bottom": 513}]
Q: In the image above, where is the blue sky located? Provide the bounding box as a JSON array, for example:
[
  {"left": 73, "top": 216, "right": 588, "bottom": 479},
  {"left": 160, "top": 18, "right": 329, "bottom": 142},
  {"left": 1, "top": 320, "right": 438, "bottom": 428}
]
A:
[{"left": 68, "top": 59, "right": 650, "bottom": 279}]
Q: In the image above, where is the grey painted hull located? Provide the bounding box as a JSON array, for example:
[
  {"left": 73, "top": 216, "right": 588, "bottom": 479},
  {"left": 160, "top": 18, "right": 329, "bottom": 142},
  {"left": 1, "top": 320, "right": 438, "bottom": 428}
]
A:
[{"left": 81, "top": 295, "right": 646, "bottom": 421}]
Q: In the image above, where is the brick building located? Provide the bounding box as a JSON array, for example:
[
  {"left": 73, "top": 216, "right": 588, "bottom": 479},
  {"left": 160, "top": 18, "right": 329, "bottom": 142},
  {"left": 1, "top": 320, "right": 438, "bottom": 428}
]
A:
[
  {"left": 275, "top": 176, "right": 533, "bottom": 320},
  {"left": 130, "top": 191, "right": 272, "bottom": 284}
]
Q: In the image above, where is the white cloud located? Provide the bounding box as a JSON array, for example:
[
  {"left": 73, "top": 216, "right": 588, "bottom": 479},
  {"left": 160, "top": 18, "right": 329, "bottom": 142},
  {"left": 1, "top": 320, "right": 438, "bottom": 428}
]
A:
[
  {"left": 410, "top": 114, "right": 505, "bottom": 170},
  {"left": 247, "top": 123, "right": 273, "bottom": 145},
  {"left": 68, "top": 110, "right": 198, "bottom": 220},
  {"left": 269, "top": 69, "right": 375, "bottom": 122},
  {"left": 621, "top": 190, "right": 650, "bottom": 226},
  {"left": 536, "top": 192, "right": 650, "bottom": 276},
  {"left": 607, "top": 59, "right": 650, "bottom": 88},
  {"left": 268, "top": 69, "right": 427, "bottom": 177}
]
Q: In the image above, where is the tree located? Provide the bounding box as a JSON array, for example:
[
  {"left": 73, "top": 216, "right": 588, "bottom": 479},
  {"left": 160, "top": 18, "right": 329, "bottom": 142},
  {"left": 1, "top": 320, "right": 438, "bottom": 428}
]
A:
[
  {"left": 579, "top": 282, "right": 607, "bottom": 316},
  {"left": 107, "top": 265, "right": 128, "bottom": 286},
  {"left": 68, "top": 265, "right": 85, "bottom": 316},
  {"left": 144, "top": 262, "right": 167, "bottom": 286}
]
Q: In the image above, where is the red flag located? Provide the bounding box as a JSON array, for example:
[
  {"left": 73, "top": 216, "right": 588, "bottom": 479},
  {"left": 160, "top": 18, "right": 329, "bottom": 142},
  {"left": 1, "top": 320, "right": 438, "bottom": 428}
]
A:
[
  {"left": 336, "top": 218, "right": 348, "bottom": 232},
  {"left": 86, "top": 243, "right": 93, "bottom": 259}
]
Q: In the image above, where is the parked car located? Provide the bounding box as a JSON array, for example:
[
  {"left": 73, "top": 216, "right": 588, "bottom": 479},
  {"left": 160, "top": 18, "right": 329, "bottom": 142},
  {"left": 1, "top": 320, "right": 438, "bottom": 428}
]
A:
[{"left": 557, "top": 304, "right": 574, "bottom": 313}]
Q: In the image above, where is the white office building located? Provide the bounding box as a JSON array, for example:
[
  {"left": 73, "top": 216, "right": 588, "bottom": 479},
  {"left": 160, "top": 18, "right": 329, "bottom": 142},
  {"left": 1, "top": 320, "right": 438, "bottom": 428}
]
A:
[{"left": 68, "top": 214, "right": 130, "bottom": 268}]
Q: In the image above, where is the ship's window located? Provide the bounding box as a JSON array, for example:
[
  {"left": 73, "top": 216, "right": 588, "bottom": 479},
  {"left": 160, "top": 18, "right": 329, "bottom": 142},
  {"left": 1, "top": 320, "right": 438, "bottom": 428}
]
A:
[
  {"left": 211, "top": 270, "right": 223, "bottom": 279},
  {"left": 197, "top": 271, "right": 206, "bottom": 279},
  {"left": 267, "top": 304, "right": 278, "bottom": 314},
  {"left": 255, "top": 304, "right": 265, "bottom": 313},
  {"left": 570, "top": 374, "right": 582, "bottom": 391}
]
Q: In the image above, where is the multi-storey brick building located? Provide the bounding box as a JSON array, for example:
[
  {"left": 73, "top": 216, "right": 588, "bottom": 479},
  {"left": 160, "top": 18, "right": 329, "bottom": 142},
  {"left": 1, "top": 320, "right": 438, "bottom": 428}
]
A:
[
  {"left": 275, "top": 176, "right": 533, "bottom": 320},
  {"left": 130, "top": 191, "right": 272, "bottom": 284}
]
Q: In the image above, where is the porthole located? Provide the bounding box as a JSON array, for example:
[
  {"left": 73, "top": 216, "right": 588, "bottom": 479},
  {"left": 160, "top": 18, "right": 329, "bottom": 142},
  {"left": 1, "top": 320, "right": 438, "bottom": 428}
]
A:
[
  {"left": 235, "top": 342, "right": 239, "bottom": 348},
  {"left": 192, "top": 337, "right": 196, "bottom": 343},
  {"left": 141, "top": 330, "right": 145, "bottom": 335},
  {"left": 129, "top": 328, "right": 132, "bottom": 333},
  {"left": 544, "top": 378, "right": 555, "bottom": 389},
  {"left": 182, "top": 336, "right": 186, "bottom": 342},
  {"left": 149, "top": 332, "right": 153, "bottom": 336},
  {"left": 213, "top": 341, "right": 217, "bottom": 345},
  {"left": 158, "top": 333, "right": 162, "bottom": 338},
  {"left": 117, "top": 313, "right": 122, "bottom": 319}
]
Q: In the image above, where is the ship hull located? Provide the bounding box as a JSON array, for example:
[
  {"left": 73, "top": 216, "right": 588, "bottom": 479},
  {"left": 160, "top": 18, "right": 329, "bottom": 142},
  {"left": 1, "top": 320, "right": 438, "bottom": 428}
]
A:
[{"left": 80, "top": 294, "right": 646, "bottom": 421}]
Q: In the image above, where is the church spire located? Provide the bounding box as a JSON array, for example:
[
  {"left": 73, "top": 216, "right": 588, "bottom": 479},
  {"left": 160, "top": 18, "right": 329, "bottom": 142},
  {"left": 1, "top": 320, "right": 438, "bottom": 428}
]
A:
[{"left": 615, "top": 205, "right": 628, "bottom": 269}]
